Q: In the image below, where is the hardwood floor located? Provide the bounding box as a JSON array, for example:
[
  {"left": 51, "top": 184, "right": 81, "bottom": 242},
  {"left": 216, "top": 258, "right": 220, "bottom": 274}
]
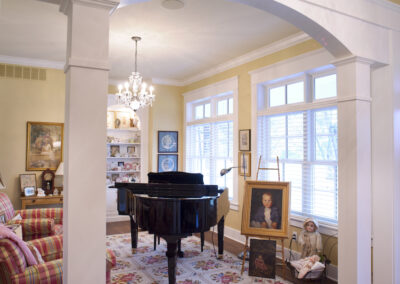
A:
[{"left": 106, "top": 221, "right": 336, "bottom": 283}]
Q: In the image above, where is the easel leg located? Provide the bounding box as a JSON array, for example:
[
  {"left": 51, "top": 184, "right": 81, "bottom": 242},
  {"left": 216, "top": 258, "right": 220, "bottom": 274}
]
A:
[
  {"left": 241, "top": 236, "right": 249, "bottom": 275},
  {"left": 281, "top": 238, "right": 285, "bottom": 277}
]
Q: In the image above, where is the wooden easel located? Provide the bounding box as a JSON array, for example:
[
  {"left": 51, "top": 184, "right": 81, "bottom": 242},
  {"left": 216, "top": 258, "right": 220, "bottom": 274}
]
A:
[{"left": 241, "top": 156, "right": 287, "bottom": 276}]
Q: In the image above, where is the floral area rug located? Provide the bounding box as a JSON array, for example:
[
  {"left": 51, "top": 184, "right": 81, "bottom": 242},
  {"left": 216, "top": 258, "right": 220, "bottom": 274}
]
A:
[{"left": 106, "top": 232, "right": 292, "bottom": 284}]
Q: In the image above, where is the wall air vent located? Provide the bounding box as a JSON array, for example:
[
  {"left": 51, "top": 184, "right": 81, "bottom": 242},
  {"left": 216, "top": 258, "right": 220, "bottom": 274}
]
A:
[{"left": 0, "top": 64, "right": 46, "bottom": 81}]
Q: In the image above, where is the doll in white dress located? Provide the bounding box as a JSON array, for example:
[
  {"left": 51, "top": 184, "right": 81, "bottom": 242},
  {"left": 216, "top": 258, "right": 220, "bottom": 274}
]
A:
[{"left": 298, "top": 218, "right": 323, "bottom": 258}]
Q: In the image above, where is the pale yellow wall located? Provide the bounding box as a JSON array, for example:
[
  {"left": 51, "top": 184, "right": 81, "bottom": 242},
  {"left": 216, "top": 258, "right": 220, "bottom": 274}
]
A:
[
  {"left": 0, "top": 68, "right": 65, "bottom": 209},
  {"left": 180, "top": 39, "right": 338, "bottom": 265},
  {"left": 149, "top": 84, "right": 184, "bottom": 172}
]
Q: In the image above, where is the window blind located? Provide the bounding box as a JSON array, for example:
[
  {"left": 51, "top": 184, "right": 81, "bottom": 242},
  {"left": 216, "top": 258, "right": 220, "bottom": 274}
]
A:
[
  {"left": 186, "top": 121, "right": 233, "bottom": 197},
  {"left": 257, "top": 107, "right": 338, "bottom": 223}
]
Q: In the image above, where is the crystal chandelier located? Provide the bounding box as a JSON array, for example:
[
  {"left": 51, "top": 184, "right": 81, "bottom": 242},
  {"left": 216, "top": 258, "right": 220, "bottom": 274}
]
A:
[{"left": 116, "top": 36, "right": 155, "bottom": 111}]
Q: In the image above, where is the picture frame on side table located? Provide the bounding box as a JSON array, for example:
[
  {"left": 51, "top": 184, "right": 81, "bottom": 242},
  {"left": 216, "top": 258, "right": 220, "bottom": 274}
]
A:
[
  {"left": 24, "top": 187, "right": 36, "bottom": 197},
  {"left": 241, "top": 180, "right": 290, "bottom": 238},
  {"left": 239, "top": 129, "right": 251, "bottom": 151},
  {"left": 158, "top": 131, "right": 178, "bottom": 153},
  {"left": 238, "top": 152, "right": 251, "bottom": 177},
  {"left": 158, "top": 154, "right": 178, "bottom": 172},
  {"left": 26, "top": 121, "right": 64, "bottom": 171},
  {"left": 20, "top": 174, "right": 37, "bottom": 196}
]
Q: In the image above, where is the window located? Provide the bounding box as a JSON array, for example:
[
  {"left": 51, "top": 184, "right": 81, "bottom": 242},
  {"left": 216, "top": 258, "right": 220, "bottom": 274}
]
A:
[
  {"left": 184, "top": 78, "right": 238, "bottom": 209},
  {"left": 257, "top": 71, "right": 338, "bottom": 224}
]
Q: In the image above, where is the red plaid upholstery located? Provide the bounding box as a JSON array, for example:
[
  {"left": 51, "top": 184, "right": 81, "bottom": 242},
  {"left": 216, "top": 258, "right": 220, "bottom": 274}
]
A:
[
  {"left": 0, "top": 193, "right": 63, "bottom": 241},
  {"left": 0, "top": 239, "right": 28, "bottom": 283},
  {"left": 0, "top": 193, "right": 16, "bottom": 222},
  {"left": 28, "top": 235, "right": 63, "bottom": 262},
  {"left": 11, "top": 259, "right": 63, "bottom": 284}
]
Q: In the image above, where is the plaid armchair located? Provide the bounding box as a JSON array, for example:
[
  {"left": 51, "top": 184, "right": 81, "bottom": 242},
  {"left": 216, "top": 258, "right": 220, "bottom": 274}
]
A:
[
  {"left": 0, "top": 234, "right": 116, "bottom": 284},
  {"left": 0, "top": 192, "right": 63, "bottom": 241}
]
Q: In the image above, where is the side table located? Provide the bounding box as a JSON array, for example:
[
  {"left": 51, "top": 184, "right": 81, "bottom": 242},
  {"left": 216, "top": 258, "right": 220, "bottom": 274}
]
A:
[{"left": 20, "top": 195, "right": 63, "bottom": 209}]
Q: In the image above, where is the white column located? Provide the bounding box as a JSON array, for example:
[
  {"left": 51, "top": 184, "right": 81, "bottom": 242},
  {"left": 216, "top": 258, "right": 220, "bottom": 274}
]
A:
[
  {"left": 60, "top": 0, "right": 119, "bottom": 283},
  {"left": 334, "top": 57, "right": 372, "bottom": 284}
]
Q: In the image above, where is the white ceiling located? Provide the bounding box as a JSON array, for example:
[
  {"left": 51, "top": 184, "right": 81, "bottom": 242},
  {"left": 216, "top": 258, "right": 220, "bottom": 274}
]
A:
[{"left": 0, "top": 0, "right": 300, "bottom": 84}]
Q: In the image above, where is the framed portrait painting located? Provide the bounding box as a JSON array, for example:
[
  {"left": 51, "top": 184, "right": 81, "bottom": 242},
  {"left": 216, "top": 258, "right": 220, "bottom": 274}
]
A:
[
  {"left": 26, "top": 121, "right": 64, "bottom": 171},
  {"left": 239, "top": 129, "right": 251, "bottom": 151},
  {"left": 158, "top": 131, "right": 178, "bottom": 153},
  {"left": 248, "top": 239, "right": 276, "bottom": 278},
  {"left": 241, "top": 180, "right": 290, "bottom": 238},
  {"left": 158, "top": 154, "right": 178, "bottom": 172}
]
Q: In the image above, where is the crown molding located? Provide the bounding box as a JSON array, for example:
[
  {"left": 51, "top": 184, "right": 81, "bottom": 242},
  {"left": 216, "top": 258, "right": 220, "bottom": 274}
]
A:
[
  {"left": 0, "top": 55, "right": 65, "bottom": 70},
  {"left": 151, "top": 78, "right": 185, "bottom": 87},
  {"left": 181, "top": 32, "right": 311, "bottom": 86}
]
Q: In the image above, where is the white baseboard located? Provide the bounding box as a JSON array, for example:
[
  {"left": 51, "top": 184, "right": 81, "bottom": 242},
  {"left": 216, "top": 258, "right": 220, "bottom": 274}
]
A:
[
  {"left": 216, "top": 225, "right": 338, "bottom": 282},
  {"left": 106, "top": 214, "right": 129, "bottom": 223}
]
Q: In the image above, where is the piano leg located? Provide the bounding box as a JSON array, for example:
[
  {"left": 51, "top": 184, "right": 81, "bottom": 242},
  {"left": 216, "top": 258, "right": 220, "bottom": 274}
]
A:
[
  {"left": 130, "top": 215, "right": 138, "bottom": 250},
  {"left": 178, "top": 239, "right": 184, "bottom": 258},
  {"left": 200, "top": 232, "right": 204, "bottom": 252},
  {"left": 217, "top": 216, "right": 225, "bottom": 259},
  {"left": 163, "top": 236, "right": 180, "bottom": 284}
]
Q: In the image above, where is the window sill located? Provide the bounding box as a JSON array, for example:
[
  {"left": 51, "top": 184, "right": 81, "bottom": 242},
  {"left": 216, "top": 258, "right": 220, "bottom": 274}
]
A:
[
  {"left": 290, "top": 214, "right": 338, "bottom": 236},
  {"left": 229, "top": 202, "right": 239, "bottom": 211}
]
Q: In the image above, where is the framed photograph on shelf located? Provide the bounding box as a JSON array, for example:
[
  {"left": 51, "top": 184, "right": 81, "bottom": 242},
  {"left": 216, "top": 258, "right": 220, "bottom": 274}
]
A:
[
  {"left": 238, "top": 152, "right": 251, "bottom": 177},
  {"left": 20, "top": 174, "right": 37, "bottom": 196},
  {"left": 26, "top": 121, "right": 64, "bottom": 171},
  {"left": 24, "top": 187, "right": 36, "bottom": 197},
  {"left": 158, "top": 131, "right": 178, "bottom": 153},
  {"left": 158, "top": 154, "right": 178, "bottom": 172},
  {"left": 241, "top": 180, "right": 290, "bottom": 238},
  {"left": 239, "top": 129, "right": 251, "bottom": 151},
  {"left": 110, "top": 145, "right": 120, "bottom": 157},
  {"left": 249, "top": 239, "right": 276, "bottom": 278}
]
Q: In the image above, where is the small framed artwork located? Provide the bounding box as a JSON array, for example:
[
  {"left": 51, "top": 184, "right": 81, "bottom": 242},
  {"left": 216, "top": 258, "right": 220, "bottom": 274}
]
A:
[
  {"left": 238, "top": 152, "right": 251, "bottom": 177},
  {"left": 24, "top": 187, "right": 36, "bottom": 197},
  {"left": 115, "top": 111, "right": 131, "bottom": 129},
  {"left": 249, "top": 239, "right": 276, "bottom": 278},
  {"left": 118, "top": 161, "right": 125, "bottom": 167},
  {"left": 110, "top": 145, "right": 120, "bottom": 157},
  {"left": 239, "top": 129, "right": 251, "bottom": 151},
  {"left": 20, "top": 174, "right": 37, "bottom": 196},
  {"left": 0, "top": 210, "right": 6, "bottom": 224},
  {"left": 158, "top": 131, "right": 178, "bottom": 153},
  {"left": 26, "top": 121, "right": 64, "bottom": 171},
  {"left": 241, "top": 180, "right": 290, "bottom": 238},
  {"left": 127, "top": 146, "right": 136, "bottom": 156},
  {"left": 158, "top": 154, "right": 178, "bottom": 172}
]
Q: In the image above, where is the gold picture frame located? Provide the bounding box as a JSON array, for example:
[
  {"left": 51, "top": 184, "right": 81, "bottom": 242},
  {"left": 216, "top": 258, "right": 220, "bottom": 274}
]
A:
[
  {"left": 241, "top": 180, "right": 290, "bottom": 238},
  {"left": 26, "top": 121, "right": 64, "bottom": 171},
  {"left": 238, "top": 152, "right": 251, "bottom": 177}
]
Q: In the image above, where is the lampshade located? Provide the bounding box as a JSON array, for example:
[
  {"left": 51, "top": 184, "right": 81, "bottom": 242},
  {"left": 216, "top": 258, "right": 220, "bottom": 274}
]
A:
[
  {"left": 0, "top": 171, "right": 5, "bottom": 190},
  {"left": 55, "top": 162, "right": 64, "bottom": 176}
]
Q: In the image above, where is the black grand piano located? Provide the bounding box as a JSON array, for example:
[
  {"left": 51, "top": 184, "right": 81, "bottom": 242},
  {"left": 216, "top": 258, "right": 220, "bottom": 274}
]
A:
[{"left": 115, "top": 171, "right": 229, "bottom": 284}]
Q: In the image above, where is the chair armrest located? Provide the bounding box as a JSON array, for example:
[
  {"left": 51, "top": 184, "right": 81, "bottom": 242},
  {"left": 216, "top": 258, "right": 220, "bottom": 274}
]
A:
[
  {"left": 12, "top": 259, "right": 63, "bottom": 284},
  {"left": 8, "top": 218, "right": 55, "bottom": 241},
  {"left": 28, "top": 235, "right": 63, "bottom": 262},
  {"left": 15, "top": 208, "right": 63, "bottom": 225}
]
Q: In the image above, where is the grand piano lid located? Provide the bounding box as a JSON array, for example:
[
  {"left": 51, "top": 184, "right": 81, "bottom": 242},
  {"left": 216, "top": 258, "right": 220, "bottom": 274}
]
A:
[{"left": 114, "top": 182, "right": 223, "bottom": 198}]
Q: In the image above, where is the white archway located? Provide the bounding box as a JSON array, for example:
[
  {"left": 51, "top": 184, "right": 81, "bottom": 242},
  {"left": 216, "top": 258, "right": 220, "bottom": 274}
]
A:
[{"left": 51, "top": 0, "right": 399, "bottom": 283}]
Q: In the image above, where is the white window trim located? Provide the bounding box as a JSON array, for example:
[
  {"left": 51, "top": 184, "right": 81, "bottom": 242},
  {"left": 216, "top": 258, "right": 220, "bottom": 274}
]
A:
[
  {"left": 183, "top": 77, "right": 239, "bottom": 210},
  {"left": 250, "top": 49, "right": 338, "bottom": 232}
]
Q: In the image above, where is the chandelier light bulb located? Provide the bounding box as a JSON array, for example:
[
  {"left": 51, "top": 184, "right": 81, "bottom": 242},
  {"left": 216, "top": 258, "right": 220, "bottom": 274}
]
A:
[{"left": 116, "top": 36, "right": 155, "bottom": 112}]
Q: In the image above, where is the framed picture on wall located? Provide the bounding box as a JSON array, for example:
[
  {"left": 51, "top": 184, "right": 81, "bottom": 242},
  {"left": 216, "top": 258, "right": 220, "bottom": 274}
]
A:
[
  {"left": 158, "top": 131, "right": 178, "bottom": 153},
  {"left": 241, "top": 180, "right": 290, "bottom": 238},
  {"left": 239, "top": 152, "right": 251, "bottom": 177},
  {"left": 26, "top": 121, "right": 64, "bottom": 171},
  {"left": 239, "top": 129, "right": 251, "bottom": 151},
  {"left": 158, "top": 154, "right": 178, "bottom": 172}
]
